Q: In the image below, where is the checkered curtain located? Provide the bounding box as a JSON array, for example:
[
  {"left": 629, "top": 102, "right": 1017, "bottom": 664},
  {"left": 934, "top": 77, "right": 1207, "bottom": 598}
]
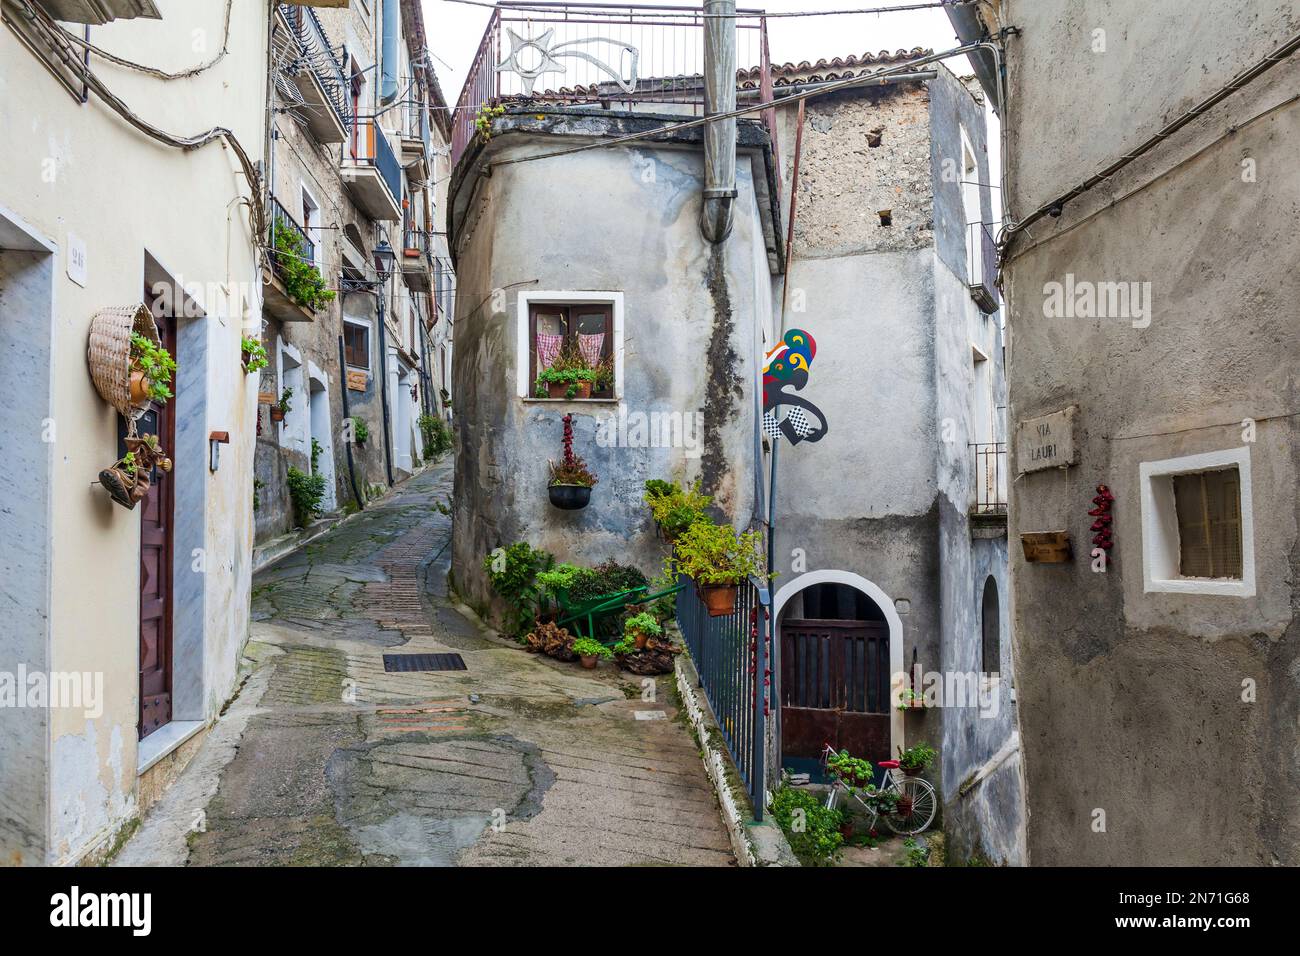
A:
[
  {"left": 536, "top": 332, "right": 563, "bottom": 370},
  {"left": 578, "top": 332, "right": 605, "bottom": 367}
]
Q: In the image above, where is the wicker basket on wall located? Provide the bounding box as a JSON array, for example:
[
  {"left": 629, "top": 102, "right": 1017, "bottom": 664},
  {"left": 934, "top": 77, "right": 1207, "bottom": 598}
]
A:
[{"left": 87, "top": 303, "right": 158, "bottom": 420}]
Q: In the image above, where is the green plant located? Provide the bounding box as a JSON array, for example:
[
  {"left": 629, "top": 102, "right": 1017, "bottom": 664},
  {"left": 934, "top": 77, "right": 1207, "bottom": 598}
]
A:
[
  {"left": 826, "top": 749, "right": 873, "bottom": 786},
  {"left": 310, "top": 437, "right": 322, "bottom": 472},
  {"left": 241, "top": 336, "right": 269, "bottom": 374},
  {"left": 900, "top": 836, "right": 931, "bottom": 867},
  {"left": 644, "top": 480, "right": 712, "bottom": 539},
  {"left": 272, "top": 221, "right": 336, "bottom": 312},
  {"left": 534, "top": 341, "right": 595, "bottom": 397},
  {"left": 771, "top": 786, "right": 844, "bottom": 866},
  {"left": 565, "top": 561, "right": 648, "bottom": 606},
  {"left": 418, "top": 413, "right": 452, "bottom": 456},
  {"left": 253, "top": 477, "right": 264, "bottom": 511},
  {"left": 591, "top": 355, "right": 614, "bottom": 393},
  {"left": 473, "top": 102, "right": 505, "bottom": 140},
  {"left": 129, "top": 332, "right": 177, "bottom": 402},
  {"left": 482, "top": 542, "right": 554, "bottom": 637},
  {"left": 351, "top": 416, "right": 369, "bottom": 444},
  {"left": 611, "top": 636, "right": 636, "bottom": 655},
  {"left": 571, "top": 637, "right": 612, "bottom": 660},
  {"left": 278, "top": 387, "right": 293, "bottom": 414},
  {"left": 121, "top": 451, "right": 138, "bottom": 477},
  {"left": 897, "top": 742, "right": 938, "bottom": 773},
  {"left": 671, "top": 520, "right": 765, "bottom": 586},
  {"left": 898, "top": 688, "right": 924, "bottom": 711},
  {"left": 624, "top": 611, "right": 662, "bottom": 638},
  {"left": 286, "top": 466, "right": 326, "bottom": 527}
]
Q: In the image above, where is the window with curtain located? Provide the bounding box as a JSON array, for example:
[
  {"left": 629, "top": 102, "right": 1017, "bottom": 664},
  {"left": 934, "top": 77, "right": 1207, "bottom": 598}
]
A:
[
  {"left": 1173, "top": 467, "right": 1243, "bottom": 579},
  {"left": 528, "top": 302, "right": 614, "bottom": 399}
]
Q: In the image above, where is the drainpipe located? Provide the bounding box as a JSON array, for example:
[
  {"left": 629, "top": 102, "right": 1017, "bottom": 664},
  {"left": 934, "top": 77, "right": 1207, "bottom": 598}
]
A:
[
  {"left": 380, "top": 0, "right": 400, "bottom": 104},
  {"left": 337, "top": 335, "right": 365, "bottom": 510},
  {"left": 375, "top": 281, "right": 396, "bottom": 485},
  {"left": 700, "top": 0, "right": 737, "bottom": 243}
]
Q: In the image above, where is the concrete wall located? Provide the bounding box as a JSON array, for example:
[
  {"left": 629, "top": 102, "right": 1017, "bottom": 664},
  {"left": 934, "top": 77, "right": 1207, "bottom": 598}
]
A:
[
  {"left": 0, "top": 0, "right": 267, "bottom": 863},
  {"left": 769, "top": 70, "right": 1023, "bottom": 862},
  {"left": 997, "top": 0, "right": 1300, "bottom": 864},
  {"left": 449, "top": 115, "right": 770, "bottom": 615}
]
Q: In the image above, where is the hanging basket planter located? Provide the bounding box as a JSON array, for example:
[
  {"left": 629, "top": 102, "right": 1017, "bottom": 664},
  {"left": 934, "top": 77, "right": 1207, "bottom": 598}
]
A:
[
  {"left": 698, "top": 582, "right": 738, "bottom": 617},
  {"left": 87, "top": 303, "right": 159, "bottom": 420},
  {"left": 548, "top": 484, "right": 591, "bottom": 510}
]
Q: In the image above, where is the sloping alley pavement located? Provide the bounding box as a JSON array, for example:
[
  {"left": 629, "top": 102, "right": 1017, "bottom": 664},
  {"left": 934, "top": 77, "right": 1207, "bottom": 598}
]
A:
[{"left": 116, "top": 460, "right": 734, "bottom": 867}]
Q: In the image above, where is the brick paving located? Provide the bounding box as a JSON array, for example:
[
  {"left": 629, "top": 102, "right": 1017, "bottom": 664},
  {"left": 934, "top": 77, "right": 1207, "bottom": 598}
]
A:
[{"left": 115, "top": 460, "right": 735, "bottom": 867}]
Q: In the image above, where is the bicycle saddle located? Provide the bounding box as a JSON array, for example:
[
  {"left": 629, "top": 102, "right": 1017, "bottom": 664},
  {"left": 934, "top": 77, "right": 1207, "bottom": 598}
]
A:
[{"left": 877, "top": 760, "right": 900, "bottom": 769}]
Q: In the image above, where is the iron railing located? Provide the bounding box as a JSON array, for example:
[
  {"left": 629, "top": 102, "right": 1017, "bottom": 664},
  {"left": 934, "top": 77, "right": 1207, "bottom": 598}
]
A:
[
  {"left": 280, "top": 3, "right": 352, "bottom": 130},
  {"left": 677, "top": 573, "right": 771, "bottom": 818},
  {"left": 346, "top": 117, "right": 403, "bottom": 207},
  {"left": 967, "top": 220, "right": 999, "bottom": 313},
  {"left": 451, "top": 2, "right": 773, "bottom": 168},
  {"left": 268, "top": 196, "right": 316, "bottom": 275},
  {"left": 971, "top": 441, "right": 1008, "bottom": 514}
]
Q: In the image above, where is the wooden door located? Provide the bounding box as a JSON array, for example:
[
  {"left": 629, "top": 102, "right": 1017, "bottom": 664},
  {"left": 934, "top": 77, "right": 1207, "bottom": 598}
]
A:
[
  {"left": 780, "top": 619, "right": 890, "bottom": 760},
  {"left": 138, "top": 311, "right": 176, "bottom": 740}
]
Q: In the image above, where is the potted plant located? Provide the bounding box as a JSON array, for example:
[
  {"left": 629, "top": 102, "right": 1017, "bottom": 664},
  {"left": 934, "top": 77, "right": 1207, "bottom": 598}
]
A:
[
  {"left": 271, "top": 386, "right": 292, "bottom": 423},
  {"left": 592, "top": 355, "right": 614, "bottom": 397},
  {"left": 534, "top": 341, "right": 596, "bottom": 399},
  {"left": 897, "top": 742, "right": 938, "bottom": 777},
  {"left": 536, "top": 563, "right": 581, "bottom": 621},
  {"left": 644, "top": 479, "right": 712, "bottom": 542},
  {"left": 826, "top": 749, "right": 873, "bottom": 789},
  {"left": 898, "top": 688, "right": 925, "bottom": 711},
  {"left": 241, "top": 336, "right": 269, "bottom": 375},
  {"left": 351, "top": 415, "right": 368, "bottom": 446},
  {"left": 547, "top": 413, "right": 597, "bottom": 510},
  {"left": 128, "top": 331, "right": 177, "bottom": 405},
  {"left": 572, "top": 637, "right": 611, "bottom": 670},
  {"left": 671, "top": 519, "right": 765, "bottom": 616},
  {"left": 623, "top": 611, "right": 662, "bottom": 651}
]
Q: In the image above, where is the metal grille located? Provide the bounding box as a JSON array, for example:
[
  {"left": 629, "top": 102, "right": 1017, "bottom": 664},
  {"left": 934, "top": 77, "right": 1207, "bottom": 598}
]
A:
[{"left": 382, "top": 653, "right": 468, "bottom": 672}]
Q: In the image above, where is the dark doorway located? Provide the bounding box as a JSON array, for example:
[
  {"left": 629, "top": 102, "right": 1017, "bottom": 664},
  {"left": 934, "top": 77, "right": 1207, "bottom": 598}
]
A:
[
  {"left": 780, "top": 583, "right": 891, "bottom": 772},
  {"left": 138, "top": 298, "right": 176, "bottom": 740},
  {"left": 981, "top": 576, "right": 1000, "bottom": 675}
]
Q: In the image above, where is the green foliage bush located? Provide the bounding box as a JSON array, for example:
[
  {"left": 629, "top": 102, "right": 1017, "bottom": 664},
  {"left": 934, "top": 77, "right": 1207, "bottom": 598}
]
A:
[
  {"left": 273, "top": 221, "right": 335, "bottom": 312},
  {"left": 482, "top": 542, "right": 554, "bottom": 637},
  {"left": 571, "top": 637, "right": 612, "bottom": 660},
  {"left": 352, "top": 416, "right": 369, "bottom": 444},
  {"left": 671, "top": 521, "right": 765, "bottom": 586},
  {"left": 286, "top": 466, "right": 326, "bottom": 527},
  {"left": 419, "top": 413, "right": 451, "bottom": 456},
  {"left": 771, "top": 786, "right": 844, "bottom": 866},
  {"left": 644, "top": 479, "right": 712, "bottom": 539}
]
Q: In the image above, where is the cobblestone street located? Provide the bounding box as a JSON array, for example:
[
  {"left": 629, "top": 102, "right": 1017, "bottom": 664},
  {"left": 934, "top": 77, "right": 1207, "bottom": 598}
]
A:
[{"left": 116, "top": 461, "right": 734, "bottom": 867}]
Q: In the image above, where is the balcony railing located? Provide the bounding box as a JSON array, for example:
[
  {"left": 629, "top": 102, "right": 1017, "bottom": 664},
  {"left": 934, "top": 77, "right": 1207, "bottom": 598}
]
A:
[
  {"left": 268, "top": 197, "right": 316, "bottom": 275},
  {"left": 676, "top": 573, "right": 771, "bottom": 818},
  {"left": 280, "top": 3, "right": 352, "bottom": 131},
  {"left": 346, "top": 117, "right": 403, "bottom": 205},
  {"left": 967, "top": 221, "right": 999, "bottom": 314},
  {"left": 452, "top": 2, "right": 773, "bottom": 168},
  {"left": 971, "top": 441, "right": 1008, "bottom": 515}
]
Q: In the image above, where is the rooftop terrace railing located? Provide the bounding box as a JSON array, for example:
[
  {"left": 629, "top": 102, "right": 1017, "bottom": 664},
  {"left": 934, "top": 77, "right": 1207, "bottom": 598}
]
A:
[{"left": 452, "top": 2, "right": 773, "bottom": 167}]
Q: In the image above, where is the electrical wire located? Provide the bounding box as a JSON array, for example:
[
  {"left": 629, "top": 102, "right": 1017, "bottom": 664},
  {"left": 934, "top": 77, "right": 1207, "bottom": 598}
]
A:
[{"left": 57, "top": 0, "right": 233, "bottom": 80}]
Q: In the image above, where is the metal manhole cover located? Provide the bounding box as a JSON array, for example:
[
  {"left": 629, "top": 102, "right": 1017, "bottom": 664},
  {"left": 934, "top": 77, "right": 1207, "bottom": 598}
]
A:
[{"left": 382, "top": 653, "right": 468, "bottom": 672}]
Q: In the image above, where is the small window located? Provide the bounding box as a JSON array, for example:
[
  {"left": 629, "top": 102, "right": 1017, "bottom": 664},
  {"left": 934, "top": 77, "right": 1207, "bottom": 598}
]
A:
[
  {"left": 1172, "top": 469, "right": 1243, "bottom": 579},
  {"left": 528, "top": 302, "right": 614, "bottom": 399},
  {"left": 343, "top": 320, "right": 370, "bottom": 370},
  {"left": 1140, "top": 447, "right": 1255, "bottom": 597},
  {"left": 981, "top": 577, "right": 1000, "bottom": 675}
]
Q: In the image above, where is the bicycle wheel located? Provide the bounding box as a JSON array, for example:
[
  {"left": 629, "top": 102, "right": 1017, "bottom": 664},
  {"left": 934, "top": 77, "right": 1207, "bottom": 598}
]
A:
[{"left": 882, "top": 777, "right": 937, "bottom": 835}]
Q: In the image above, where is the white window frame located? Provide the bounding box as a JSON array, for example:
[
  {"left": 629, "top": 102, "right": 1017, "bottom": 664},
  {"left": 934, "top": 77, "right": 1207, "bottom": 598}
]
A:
[
  {"left": 300, "top": 184, "right": 321, "bottom": 270},
  {"left": 515, "top": 290, "right": 624, "bottom": 400},
  {"left": 343, "top": 316, "right": 372, "bottom": 372},
  {"left": 1140, "top": 446, "right": 1255, "bottom": 597}
]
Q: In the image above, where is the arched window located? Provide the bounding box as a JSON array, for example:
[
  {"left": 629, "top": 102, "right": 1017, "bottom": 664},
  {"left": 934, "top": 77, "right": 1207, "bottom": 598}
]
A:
[{"left": 981, "top": 576, "right": 1000, "bottom": 675}]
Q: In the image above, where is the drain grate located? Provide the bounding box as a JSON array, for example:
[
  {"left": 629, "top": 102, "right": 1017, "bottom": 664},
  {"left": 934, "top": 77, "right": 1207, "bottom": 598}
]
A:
[{"left": 383, "top": 653, "right": 468, "bottom": 673}]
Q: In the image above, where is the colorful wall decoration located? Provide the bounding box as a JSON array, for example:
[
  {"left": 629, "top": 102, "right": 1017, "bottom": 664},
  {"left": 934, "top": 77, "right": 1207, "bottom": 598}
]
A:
[{"left": 762, "top": 328, "right": 828, "bottom": 445}]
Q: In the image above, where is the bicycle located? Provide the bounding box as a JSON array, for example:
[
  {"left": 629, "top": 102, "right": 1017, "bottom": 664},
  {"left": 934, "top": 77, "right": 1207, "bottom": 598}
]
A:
[{"left": 821, "top": 744, "right": 937, "bottom": 836}]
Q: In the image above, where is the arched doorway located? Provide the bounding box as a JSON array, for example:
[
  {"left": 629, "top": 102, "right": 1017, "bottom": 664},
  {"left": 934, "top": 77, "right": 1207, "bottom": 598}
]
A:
[
  {"left": 981, "top": 576, "right": 1000, "bottom": 675},
  {"left": 773, "top": 572, "right": 904, "bottom": 775}
]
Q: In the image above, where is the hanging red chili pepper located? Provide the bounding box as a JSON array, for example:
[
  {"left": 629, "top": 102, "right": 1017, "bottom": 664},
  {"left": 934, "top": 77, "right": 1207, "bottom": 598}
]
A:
[{"left": 1089, "top": 483, "right": 1115, "bottom": 552}]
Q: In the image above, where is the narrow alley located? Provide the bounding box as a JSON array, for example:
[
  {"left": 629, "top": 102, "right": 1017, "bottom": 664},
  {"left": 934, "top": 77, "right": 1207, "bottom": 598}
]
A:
[{"left": 115, "top": 462, "right": 734, "bottom": 867}]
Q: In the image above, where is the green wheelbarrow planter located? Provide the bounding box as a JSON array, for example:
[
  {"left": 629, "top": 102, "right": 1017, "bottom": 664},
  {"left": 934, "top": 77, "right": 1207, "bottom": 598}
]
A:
[{"left": 555, "top": 581, "right": 685, "bottom": 641}]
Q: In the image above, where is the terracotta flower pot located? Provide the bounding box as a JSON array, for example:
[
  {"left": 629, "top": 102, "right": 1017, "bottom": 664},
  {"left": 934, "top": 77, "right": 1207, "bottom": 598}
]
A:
[
  {"left": 575, "top": 380, "right": 592, "bottom": 399},
  {"left": 632, "top": 630, "right": 648, "bottom": 650},
  {"left": 839, "top": 819, "right": 855, "bottom": 840},
  {"left": 547, "top": 381, "right": 569, "bottom": 399},
  {"left": 270, "top": 407, "right": 285, "bottom": 422},
  {"left": 580, "top": 654, "right": 598, "bottom": 669},
  {"left": 700, "top": 583, "right": 738, "bottom": 617},
  {"left": 129, "top": 369, "right": 152, "bottom": 404}
]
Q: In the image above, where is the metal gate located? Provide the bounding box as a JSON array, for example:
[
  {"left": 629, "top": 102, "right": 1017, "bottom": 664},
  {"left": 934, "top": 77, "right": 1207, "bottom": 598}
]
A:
[{"left": 780, "top": 619, "right": 890, "bottom": 760}]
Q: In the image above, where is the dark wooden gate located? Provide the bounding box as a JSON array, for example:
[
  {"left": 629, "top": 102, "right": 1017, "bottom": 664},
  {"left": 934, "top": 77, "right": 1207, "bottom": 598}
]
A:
[
  {"left": 138, "top": 310, "right": 176, "bottom": 740},
  {"left": 780, "top": 619, "right": 890, "bottom": 759}
]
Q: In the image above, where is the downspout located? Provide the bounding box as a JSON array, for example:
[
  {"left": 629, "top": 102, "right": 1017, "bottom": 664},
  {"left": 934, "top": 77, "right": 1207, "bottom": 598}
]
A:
[
  {"left": 699, "top": 0, "right": 737, "bottom": 243},
  {"left": 380, "top": 0, "right": 399, "bottom": 104},
  {"left": 375, "top": 281, "right": 396, "bottom": 485},
  {"left": 337, "top": 335, "right": 365, "bottom": 510}
]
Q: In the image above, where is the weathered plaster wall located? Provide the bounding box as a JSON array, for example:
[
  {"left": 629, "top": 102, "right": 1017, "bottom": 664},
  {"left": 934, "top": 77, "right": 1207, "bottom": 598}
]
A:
[
  {"left": 450, "top": 122, "right": 767, "bottom": 615},
  {"left": 1001, "top": 0, "right": 1300, "bottom": 864},
  {"left": 0, "top": 0, "right": 267, "bottom": 863}
]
